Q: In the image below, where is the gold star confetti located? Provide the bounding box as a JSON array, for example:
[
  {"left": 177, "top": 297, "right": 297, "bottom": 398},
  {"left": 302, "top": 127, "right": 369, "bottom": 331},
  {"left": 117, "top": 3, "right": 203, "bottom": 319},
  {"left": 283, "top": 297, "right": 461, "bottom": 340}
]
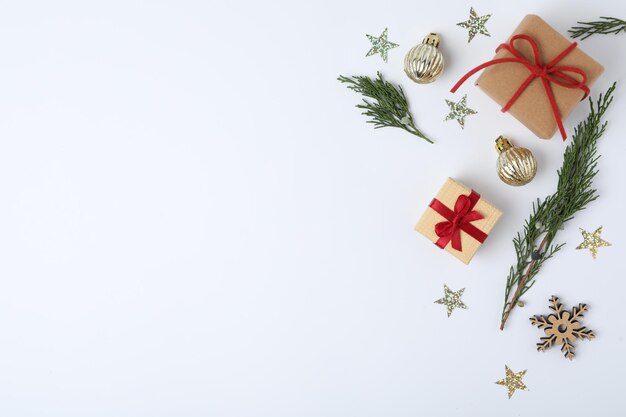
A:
[
  {"left": 444, "top": 94, "right": 477, "bottom": 128},
  {"left": 576, "top": 226, "right": 611, "bottom": 259},
  {"left": 365, "top": 28, "right": 399, "bottom": 63},
  {"left": 530, "top": 296, "right": 595, "bottom": 360},
  {"left": 434, "top": 284, "right": 467, "bottom": 317},
  {"left": 495, "top": 365, "right": 528, "bottom": 399},
  {"left": 457, "top": 7, "right": 492, "bottom": 43}
]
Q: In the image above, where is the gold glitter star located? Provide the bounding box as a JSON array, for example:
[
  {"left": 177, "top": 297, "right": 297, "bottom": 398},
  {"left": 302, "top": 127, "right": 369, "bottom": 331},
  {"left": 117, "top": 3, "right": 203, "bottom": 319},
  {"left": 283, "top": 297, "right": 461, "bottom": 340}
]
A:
[
  {"left": 444, "top": 94, "right": 477, "bottom": 128},
  {"left": 457, "top": 7, "right": 492, "bottom": 43},
  {"left": 365, "top": 28, "right": 399, "bottom": 63},
  {"left": 434, "top": 284, "right": 467, "bottom": 317},
  {"left": 495, "top": 365, "right": 528, "bottom": 399},
  {"left": 576, "top": 226, "right": 611, "bottom": 259}
]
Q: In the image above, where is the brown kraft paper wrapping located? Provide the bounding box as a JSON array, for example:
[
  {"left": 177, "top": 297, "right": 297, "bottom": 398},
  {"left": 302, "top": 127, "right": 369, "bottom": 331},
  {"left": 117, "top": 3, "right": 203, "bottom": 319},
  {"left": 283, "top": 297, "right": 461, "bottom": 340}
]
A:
[
  {"left": 475, "top": 14, "right": 604, "bottom": 139},
  {"left": 415, "top": 178, "right": 502, "bottom": 265}
]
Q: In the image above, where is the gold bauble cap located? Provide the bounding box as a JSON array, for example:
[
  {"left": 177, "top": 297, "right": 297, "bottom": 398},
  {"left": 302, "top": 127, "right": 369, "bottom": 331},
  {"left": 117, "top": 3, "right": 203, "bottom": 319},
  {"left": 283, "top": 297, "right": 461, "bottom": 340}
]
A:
[
  {"left": 495, "top": 136, "right": 513, "bottom": 154},
  {"left": 422, "top": 33, "right": 440, "bottom": 47}
]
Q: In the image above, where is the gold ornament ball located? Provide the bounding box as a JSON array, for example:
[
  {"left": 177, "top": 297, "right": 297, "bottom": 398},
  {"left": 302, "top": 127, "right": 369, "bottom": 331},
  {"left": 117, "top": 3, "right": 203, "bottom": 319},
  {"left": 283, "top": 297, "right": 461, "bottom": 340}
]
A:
[
  {"left": 495, "top": 136, "right": 537, "bottom": 186},
  {"left": 404, "top": 33, "right": 444, "bottom": 84}
]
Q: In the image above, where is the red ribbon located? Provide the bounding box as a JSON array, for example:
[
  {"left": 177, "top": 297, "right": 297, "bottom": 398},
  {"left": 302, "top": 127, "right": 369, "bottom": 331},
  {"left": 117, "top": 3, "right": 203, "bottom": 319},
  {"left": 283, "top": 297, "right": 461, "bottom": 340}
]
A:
[
  {"left": 429, "top": 191, "right": 487, "bottom": 251},
  {"left": 450, "top": 34, "right": 589, "bottom": 140}
]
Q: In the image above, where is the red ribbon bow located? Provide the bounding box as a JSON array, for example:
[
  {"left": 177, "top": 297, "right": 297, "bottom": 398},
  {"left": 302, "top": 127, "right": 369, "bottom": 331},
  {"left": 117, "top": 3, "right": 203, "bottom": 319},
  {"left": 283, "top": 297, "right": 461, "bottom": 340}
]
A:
[
  {"left": 429, "top": 191, "right": 488, "bottom": 251},
  {"left": 451, "top": 34, "right": 589, "bottom": 140}
]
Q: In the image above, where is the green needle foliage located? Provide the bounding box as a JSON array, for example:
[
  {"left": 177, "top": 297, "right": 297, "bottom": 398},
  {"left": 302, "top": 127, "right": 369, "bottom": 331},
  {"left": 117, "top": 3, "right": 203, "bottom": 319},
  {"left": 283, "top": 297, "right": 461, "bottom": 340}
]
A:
[
  {"left": 569, "top": 17, "right": 626, "bottom": 40},
  {"left": 500, "top": 83, "right": 616, "bottom": 330},
  {"left": 338, "top": 72, "right": 433, "bottom": 143}
]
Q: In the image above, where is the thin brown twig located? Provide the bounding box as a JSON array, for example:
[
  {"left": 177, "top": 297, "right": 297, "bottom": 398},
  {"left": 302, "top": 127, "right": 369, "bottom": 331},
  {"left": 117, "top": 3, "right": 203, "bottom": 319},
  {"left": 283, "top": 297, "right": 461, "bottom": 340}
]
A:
[{"left": 499, "top": 236, "right": 548, "bottom": 330}]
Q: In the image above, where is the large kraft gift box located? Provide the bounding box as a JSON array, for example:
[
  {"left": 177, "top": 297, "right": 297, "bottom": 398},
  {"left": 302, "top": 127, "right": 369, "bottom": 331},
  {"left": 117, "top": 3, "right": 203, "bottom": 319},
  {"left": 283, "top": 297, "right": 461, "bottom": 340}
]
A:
[
  {"left": 474, "top": 15, "right": 604, "bottom": 139},
  {"left": 415, "top": 178, "right": 502, "bottom": 265}
]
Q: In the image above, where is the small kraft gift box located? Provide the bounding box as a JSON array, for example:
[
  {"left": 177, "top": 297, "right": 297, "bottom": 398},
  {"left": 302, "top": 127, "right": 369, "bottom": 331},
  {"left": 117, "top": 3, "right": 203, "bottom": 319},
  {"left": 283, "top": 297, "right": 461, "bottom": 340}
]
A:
[
  {"left": 415, "top": 178, "right": 502, "bottom": 265},
  {"left": 451, "top": 14, "right": 604, "bottom": 140}
]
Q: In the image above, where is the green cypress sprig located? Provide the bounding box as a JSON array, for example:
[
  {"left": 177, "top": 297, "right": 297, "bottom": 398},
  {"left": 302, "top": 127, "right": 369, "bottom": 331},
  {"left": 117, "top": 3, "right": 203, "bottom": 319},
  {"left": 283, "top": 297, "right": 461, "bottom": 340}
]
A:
[
  {"left": 569, "top": 17, "right": 626, "bottom": 40},
  {"left": 500, "top": 83, "right": 616, "bottom": 330},
  {"left": 338, "top": 72, "right": 433, "bottom": 143}
]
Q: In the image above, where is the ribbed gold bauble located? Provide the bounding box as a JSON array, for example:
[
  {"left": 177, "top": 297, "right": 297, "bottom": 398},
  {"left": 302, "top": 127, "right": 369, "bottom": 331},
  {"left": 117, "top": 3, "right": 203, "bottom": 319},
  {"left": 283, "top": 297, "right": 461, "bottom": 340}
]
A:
[
  {"left": 495, "top": 136, "right": 537, "bottom": 186},
  {"left": 404, "top": 33, "right": 444, "bottom": 84}
]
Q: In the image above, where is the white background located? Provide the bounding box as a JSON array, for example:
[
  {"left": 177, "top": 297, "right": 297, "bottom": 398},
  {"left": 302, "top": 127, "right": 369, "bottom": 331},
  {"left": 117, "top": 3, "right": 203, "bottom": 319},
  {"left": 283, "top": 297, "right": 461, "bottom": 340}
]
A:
[{"left": 1, "top": 0, "right": 625, "bottom": 415}]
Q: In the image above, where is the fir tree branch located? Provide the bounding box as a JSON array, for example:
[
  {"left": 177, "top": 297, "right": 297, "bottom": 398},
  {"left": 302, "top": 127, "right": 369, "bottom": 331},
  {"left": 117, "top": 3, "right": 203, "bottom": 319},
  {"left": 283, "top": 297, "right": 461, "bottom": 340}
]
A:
[
  {"left": 569, "top": 17, "right": 626, "bottom": 40},
  {"left": 500, "top": 82, "right": 617, "bottom": 330},
  {"left": 338, "top": 72, "right": 433, "bottom": 143}
]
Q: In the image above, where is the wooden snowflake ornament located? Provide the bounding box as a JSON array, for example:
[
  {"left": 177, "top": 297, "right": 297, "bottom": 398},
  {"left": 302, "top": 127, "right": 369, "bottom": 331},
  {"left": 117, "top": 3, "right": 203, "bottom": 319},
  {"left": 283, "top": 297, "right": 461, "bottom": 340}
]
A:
[{"left": 529, "top": 296, "right": 595, "bottom": 360}]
